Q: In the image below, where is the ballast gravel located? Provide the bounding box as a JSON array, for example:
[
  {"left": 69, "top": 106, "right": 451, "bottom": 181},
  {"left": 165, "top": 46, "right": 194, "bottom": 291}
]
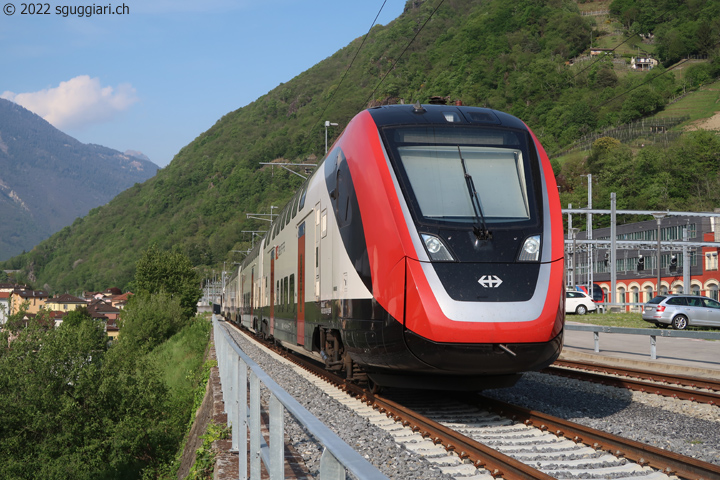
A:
[
  {"left": 222, "top": 324, "right": 456, "bottom": 480},
  {"left": 221, "top": 322, "right": 720, "bottom": 478},
  {"left": 483, "top": 371, "right": 720, "bottom": 466}
]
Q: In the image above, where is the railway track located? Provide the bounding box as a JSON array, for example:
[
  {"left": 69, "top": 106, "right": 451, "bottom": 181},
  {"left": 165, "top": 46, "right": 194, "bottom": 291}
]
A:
[
  {"left": 544, "top": 359, "right": 720, "bottom": 405},
  {"left": 222, "top": 320, "right": 720, "bottom": 480}
]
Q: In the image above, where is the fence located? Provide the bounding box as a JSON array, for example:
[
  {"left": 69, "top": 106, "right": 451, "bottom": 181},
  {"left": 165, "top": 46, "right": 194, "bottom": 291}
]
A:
[
  {"left": 213, "top": 317, "right": 390, "bottom": 480},
  {"left": 552, "top": 116, "right": 690, "bottom": 157},
  {"left": 565, "top": 323, "right": 720, "bottom": 360}
]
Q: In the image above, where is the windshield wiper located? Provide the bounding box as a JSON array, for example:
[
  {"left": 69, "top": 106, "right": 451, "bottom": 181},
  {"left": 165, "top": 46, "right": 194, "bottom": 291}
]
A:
[{"left": 458, "top": 146, "right": 492, "bottom": 241}]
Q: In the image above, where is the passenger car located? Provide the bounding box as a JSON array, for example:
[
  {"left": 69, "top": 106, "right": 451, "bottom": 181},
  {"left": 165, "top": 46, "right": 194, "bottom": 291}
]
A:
[
  {"left": 642, "top": 294, "right": 720, "bottom": 330},
  {"left": 565, "top": 290, "right": 596, "bottom": 315}
]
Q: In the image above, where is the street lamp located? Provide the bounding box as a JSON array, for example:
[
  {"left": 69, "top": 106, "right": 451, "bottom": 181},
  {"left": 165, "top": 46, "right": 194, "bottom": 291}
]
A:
[
  {"left": 325, "top": 121, "right": 338, "bottom": 154},
  {"left": 652, "top": 212, "right": 667, "bottom": 296}
]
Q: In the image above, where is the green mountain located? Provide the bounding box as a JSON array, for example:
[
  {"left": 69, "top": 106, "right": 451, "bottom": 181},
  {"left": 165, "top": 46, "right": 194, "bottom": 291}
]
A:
[
  {"left": 0, "top": 98, "right": 158, "bottom": 261},
  {"left": 3, "top": 0, "right": 720, "bottom": 293}
]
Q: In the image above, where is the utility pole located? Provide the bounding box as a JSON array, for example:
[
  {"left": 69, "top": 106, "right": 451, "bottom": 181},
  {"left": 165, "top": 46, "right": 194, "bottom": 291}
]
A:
[
  {"left": 567, "top": 203, "right": 573, "bottom": 287},
  {"left": 610, "top": 193, "right": 617, "bottom": 305},
  {"left": 652, "top": 212, "right": 667, "bottom": 295},
  {"left": 586, "top": 174, "right": 593, "bottom": 294},
  {"left": 683, "top": 225, "right": 690, "bottom": 294}
]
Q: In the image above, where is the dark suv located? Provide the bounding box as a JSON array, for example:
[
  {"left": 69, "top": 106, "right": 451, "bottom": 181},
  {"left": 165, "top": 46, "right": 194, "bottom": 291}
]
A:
[{"left": 642, "top": 294, "right": 720, "bottom": 330}]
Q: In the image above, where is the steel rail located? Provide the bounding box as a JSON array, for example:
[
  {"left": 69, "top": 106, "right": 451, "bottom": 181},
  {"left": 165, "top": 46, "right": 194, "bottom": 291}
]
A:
[
  {"left": 544, "top": 360, "right": 720, "bottom": 405},
  {"left": 228, "top": 322, "right": 720, "bottom": 480},
  {"left": 553, "top": 359, "right": 720, "bottom": 391},
  {"left": 233, "top": 328, "right": 556, "bottom": 480},
  {"left": 298, "top": 370, "right": 555, "bottom": 479},
  {"left": 469, "top": 394, "right": 720, "bottom": 480},
  {"left": 367, "top": 393, "right": 556, "bottom": 480}
]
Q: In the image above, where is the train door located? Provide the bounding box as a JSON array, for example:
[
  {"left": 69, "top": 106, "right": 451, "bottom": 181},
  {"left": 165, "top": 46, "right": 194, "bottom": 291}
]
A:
[
  {"left": 270, "top": 252, "right": 275, "bottom": 335},
  {"left": 241, "top": 274, "right": 245, "bottom": 321},
  {"left": 320, "top": 207, "right": 332, "bottom": 300},
  {"left": 297, "top": 221, "right": 306, "bottom": 345},
  {"left": 250, "top": 267, "right": 254, "bottom": 321},
  {"left": 314, "top": 202, "right": 321, "bottom": 301}
]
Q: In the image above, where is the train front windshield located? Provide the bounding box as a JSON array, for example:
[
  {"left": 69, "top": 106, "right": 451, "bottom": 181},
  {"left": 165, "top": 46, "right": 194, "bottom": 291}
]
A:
[{"left": 383, "top": 126, "right": 539, "bottom": 227}]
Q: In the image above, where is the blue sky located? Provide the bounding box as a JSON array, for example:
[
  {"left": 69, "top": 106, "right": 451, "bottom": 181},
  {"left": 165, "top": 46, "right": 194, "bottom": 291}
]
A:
[{"left": 1, "top": 1, "right": 406, "bottom": 167}]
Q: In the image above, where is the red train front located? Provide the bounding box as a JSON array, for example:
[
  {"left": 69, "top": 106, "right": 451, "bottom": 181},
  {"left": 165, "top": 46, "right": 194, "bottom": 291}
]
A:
[{"left": 230, "top": 103, "right": 565, "bottom": 390}]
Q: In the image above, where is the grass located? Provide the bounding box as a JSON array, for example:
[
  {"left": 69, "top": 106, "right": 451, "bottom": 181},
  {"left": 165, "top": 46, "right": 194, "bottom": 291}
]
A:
[
  {"left": 153, "top": 317, "right": 212, "bottom": 395},
  {"left": 656, "top": 78, "right": 720, "bottom": 124},
  {"left": 567, "top": 311, "right": 719, "bottom": 333},
  {"left": 567, "top": 311, "right": 647, "bottom": 328}
]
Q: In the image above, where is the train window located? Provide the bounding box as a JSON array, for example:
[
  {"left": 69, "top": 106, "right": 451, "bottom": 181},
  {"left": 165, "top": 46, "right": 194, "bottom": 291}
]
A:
[
  {"left": 321, "top": 210, "right": 327, "bottom": 237},
  {"left": 284, "top": 277, "right": 289, "bottom": 307},
  {"left": 398, "top": 146, "right": 529, "bottom": 221},
  {"left": 289, "top": 274, "right": 295, "bottom": 311},
  {"left": 292, "top": 193, "right": 300, "bottom": 218},
  {"left": 383, "top": 124, "right": 538, "bottom": 227},
  {"left": 299, "top": 182, "right": 309, "bottom": 211}
]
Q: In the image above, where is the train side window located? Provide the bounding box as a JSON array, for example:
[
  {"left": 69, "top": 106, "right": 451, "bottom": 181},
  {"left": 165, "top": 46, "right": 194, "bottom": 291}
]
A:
[
  {"left": 290, "top": 274, "right": 295, "bottom": 312},
  {"left": 299, "top": 182, "right": 308, "bottom": 211},
  {"left": 321, "top": 210, "right": 327, "bottom": 238},
  {"left": 284, "top": 277, "right": 289, "bottom": 307},
  {"left": 292, "top": 193, "right": 299, "bottom": 218}
]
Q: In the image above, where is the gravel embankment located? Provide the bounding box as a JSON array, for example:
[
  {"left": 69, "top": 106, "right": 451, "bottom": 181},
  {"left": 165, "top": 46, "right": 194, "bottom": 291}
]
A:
[
  {"left": 222, "top": 322, "right": 720, "bottom": 478},
  {"left": 484, "top": 371, "right": 720, "bottom": 466},
  {"left": 223, "top": 324, "right": 455, "bottom": 480}
]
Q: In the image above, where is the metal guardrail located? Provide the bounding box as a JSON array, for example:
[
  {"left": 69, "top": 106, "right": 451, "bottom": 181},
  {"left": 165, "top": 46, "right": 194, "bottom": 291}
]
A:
[
  {"left": 213, "top": 317, "right": 390, "bottom": 480},
  {"left": 565, "top": 323, "right": 720, "bottom": 360}
]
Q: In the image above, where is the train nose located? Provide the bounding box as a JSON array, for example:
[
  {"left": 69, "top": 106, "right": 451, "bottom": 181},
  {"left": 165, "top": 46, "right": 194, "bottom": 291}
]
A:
[{"left": 401, "top": 327, "right": 564, "bottom": 376}]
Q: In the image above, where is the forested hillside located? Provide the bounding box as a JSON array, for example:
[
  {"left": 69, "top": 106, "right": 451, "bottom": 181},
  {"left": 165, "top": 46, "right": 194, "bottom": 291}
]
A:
[{"left": 3, "top": 0, "right": 720, "bottom": 293}]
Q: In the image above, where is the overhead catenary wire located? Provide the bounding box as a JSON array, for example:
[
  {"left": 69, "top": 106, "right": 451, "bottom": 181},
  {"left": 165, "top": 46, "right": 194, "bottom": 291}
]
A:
[
  {"left": 362, "top": 0, "right": 447, "bottom": 109},
  {"left": 310, "top": 0, "right": 389, "bottom": 142}
]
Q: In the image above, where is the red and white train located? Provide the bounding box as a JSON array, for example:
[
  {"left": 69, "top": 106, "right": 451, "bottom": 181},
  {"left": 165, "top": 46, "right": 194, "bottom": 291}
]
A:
[{"left": 222, "top": 103, "right": 565, "bottom": 390}]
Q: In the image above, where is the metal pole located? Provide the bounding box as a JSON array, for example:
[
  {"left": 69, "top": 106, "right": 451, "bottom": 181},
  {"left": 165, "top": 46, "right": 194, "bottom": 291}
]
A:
[
  {"left": 610, "top": 193, "right": 617, "bottom": 305},
  {"left": 568, "top": 204, "right": 573, "bottom": 287},
  {"left": 324, "top": 121, "right": 338, "bottom": 154},
  {"left": 572, "top": 231, "right": 577, "bottom": 288},
  {"left": 683, "top": 226, "right": 690, "bottom": 294},
  {"left": 652, "top": 212, "right": 666, "bottom": 295},
  {"left": 657, "top": 219, "right": 662, "bottom": 295},
  {"left": 587, "top": 174, "right": 593, "bottom": 294}
]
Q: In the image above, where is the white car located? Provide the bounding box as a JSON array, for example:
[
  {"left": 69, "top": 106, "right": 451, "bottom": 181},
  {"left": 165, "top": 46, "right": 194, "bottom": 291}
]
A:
[{"left": 565, "top": 290, "right": 597, "bottom": 315}]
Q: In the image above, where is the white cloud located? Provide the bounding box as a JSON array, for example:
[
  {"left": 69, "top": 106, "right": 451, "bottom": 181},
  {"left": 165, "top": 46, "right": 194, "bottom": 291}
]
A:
[{"left": 1, "top": 76, "right": 138, "bottom": 130}]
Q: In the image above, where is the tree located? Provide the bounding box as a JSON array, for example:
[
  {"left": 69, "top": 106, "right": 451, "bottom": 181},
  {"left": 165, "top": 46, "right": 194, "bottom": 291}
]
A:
[
  {"left": 619, "top": 86, "right": 664, "bottom": 123},
  {"left": 134, "top": 244, "right": 201, "bottom": 321},
  {"left": 117, "top": 292, "right": 185, "bottom": 351},
  {"left": 0, "top": 298, "right": 182, "bottom": 479}
]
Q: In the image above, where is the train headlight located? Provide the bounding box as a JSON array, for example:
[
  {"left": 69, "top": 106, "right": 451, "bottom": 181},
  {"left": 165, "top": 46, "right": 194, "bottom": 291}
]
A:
[
  {"left": 421, "top": 234, "right": 455, "bottom": 261},
  {"left": 517, "top": 235, "right": 541, "bottom": 262}
]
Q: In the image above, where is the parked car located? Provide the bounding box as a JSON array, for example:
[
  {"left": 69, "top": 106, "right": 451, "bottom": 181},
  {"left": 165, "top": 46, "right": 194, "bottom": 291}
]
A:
[
  {"left": 565, "top": 290, "right": 597, "bottom": 315},
  {"left": 642, "top": 294, "right": 720, "bottom": 330}
]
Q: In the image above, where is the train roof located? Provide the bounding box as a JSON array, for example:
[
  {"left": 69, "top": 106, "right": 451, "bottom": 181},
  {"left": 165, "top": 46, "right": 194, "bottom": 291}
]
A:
[{"left": 366, "top": 104, "right": 527, "bottom": 130}]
